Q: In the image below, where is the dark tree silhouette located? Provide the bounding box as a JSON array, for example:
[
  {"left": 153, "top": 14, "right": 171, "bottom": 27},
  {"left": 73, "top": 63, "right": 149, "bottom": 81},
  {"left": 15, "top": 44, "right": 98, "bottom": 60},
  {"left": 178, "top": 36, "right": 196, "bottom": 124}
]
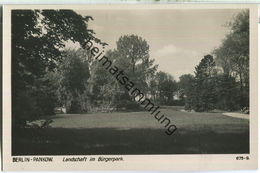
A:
[{"left": 12, "top": 10, "right": 95, "bottom": 127}]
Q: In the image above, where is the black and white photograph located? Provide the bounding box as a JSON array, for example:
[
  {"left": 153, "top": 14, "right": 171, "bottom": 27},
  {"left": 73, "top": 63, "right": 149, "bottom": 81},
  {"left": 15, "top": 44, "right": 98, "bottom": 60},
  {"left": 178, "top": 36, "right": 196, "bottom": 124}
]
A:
[{"left": 2, "top": 4, "right": 258, "bottom": 171}]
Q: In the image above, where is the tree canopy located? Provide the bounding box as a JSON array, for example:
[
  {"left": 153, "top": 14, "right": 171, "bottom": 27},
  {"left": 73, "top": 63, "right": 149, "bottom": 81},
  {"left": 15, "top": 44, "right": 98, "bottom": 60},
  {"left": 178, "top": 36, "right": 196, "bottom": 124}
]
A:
[{"left": 12, "top": 10, "right": 96, "bottom": 126}]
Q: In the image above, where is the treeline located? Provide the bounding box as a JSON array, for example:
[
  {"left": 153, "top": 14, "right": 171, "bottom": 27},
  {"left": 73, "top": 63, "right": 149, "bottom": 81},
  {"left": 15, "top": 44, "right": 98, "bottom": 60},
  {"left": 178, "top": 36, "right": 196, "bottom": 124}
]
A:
[
  {"left": 49, "top": 35, "right": 160, "bottom": 113},
  {"left": 49, "top": 36, "right": 184, "bottom": 113},
  {"left": 180, "top": 10, "right": 249, "bottom": 112},
  {"left": 12, "top": 9, "right": 249, "bottom": 127}
]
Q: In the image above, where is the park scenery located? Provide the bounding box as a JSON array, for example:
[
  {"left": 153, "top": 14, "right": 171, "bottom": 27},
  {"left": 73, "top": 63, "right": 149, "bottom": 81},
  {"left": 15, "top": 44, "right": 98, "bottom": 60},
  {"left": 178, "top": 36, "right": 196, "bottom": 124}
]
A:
[{"left": 12, "top": 8, "right": 249, "bottom": 155}]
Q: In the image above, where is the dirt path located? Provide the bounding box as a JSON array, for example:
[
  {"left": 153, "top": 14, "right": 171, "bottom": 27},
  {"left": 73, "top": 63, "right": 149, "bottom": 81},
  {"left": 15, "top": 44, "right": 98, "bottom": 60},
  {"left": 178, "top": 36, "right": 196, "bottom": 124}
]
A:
[{"left": 222, "top": 112, "right": 249, "bottom": 120}]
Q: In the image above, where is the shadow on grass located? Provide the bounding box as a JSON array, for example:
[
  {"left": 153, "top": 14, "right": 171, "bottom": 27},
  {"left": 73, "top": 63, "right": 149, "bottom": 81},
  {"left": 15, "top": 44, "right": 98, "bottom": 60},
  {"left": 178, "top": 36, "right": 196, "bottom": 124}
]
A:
[{"left": 12, "top": 127, "right": 249, "bottom": 155}]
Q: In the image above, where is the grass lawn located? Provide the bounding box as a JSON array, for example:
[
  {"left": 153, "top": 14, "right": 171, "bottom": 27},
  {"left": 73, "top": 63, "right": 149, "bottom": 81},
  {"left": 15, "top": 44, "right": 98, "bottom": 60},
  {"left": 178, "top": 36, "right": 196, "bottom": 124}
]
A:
[{"left": 12, "top": 107, "right": 249, "bottom": 155}]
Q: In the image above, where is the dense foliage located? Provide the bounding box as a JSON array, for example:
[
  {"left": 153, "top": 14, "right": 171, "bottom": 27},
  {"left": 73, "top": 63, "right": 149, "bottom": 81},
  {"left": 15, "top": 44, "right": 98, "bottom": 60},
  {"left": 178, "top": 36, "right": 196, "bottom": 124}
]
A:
[
  {"left": 12, "top": 10, "right": 95, "bottom": 127},
  {"left": 181, "top": 10, "right": 249, "bottom": 111}
]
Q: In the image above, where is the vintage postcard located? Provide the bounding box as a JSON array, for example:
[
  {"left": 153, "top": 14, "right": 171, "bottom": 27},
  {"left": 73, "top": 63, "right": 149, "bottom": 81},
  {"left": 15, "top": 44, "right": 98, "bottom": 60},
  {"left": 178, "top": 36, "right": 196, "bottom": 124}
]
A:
[{"left": 2, "top": 4, "right": 258, "bottom": 171}]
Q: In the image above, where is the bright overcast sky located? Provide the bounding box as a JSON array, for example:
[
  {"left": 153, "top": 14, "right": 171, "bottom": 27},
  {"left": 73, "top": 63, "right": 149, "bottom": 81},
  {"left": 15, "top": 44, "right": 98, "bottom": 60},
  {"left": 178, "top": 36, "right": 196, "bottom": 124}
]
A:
[{"left": 74, "top": 9, "right": 242, "bottom": 80}]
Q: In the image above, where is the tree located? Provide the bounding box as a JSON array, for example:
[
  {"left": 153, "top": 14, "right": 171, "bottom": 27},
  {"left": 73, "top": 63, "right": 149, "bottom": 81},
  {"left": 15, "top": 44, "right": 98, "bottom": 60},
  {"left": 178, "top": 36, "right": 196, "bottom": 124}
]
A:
[
  {"left": 56, "top": 49, "right": 90, "bottom": 113},
  {"left": 178, "top": 74, "right": 195, "bottom": 105},
  {"left": 187, "top": 55, "right": 217, "bottom": 112},
  {"left": 213, "top": 10, "right": 249, "bottom": 108},
  {"left": 108, "top": 35, "right": 158, "bottom": 110},
  {"left": 12, "top": 10, "right": 96, "bottom": 127},
  {"left": 182, "top": 53, "right": 243, "bottom": 112},
  {"left": 214, "top": 74, "right": 240, "bottom": 111},
  {"left": 115, "top": 35, "right": 158, "bottom": 93},
  {"left": 158, "top": 72, "right": 176, "bottom": 105},
  {"left": 89, "top": 50, "right": 119, "bottom": 109},
  {"left": 149, "top": 71, "right": 177, "bottom": 105}
]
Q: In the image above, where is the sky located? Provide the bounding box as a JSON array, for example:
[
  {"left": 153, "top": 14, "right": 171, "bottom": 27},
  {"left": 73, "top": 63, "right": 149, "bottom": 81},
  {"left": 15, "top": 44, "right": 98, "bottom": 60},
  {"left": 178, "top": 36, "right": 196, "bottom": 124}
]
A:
[{"left": 72, "top": 9, "right": 243, "bottom": 80}]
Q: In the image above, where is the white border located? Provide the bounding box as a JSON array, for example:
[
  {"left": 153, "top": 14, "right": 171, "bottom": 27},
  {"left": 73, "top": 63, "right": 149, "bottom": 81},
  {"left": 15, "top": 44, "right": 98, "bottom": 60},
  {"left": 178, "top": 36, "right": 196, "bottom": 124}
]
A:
[{"left": 2, "top": 4, "right": 258, "bottom": 171}]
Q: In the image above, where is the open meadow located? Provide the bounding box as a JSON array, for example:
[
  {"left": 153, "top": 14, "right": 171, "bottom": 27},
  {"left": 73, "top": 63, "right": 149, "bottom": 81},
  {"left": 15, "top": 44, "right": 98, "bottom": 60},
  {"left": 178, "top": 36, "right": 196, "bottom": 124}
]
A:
[{"left": 13, "top": 106, "right": 249, "bottom": 155}]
